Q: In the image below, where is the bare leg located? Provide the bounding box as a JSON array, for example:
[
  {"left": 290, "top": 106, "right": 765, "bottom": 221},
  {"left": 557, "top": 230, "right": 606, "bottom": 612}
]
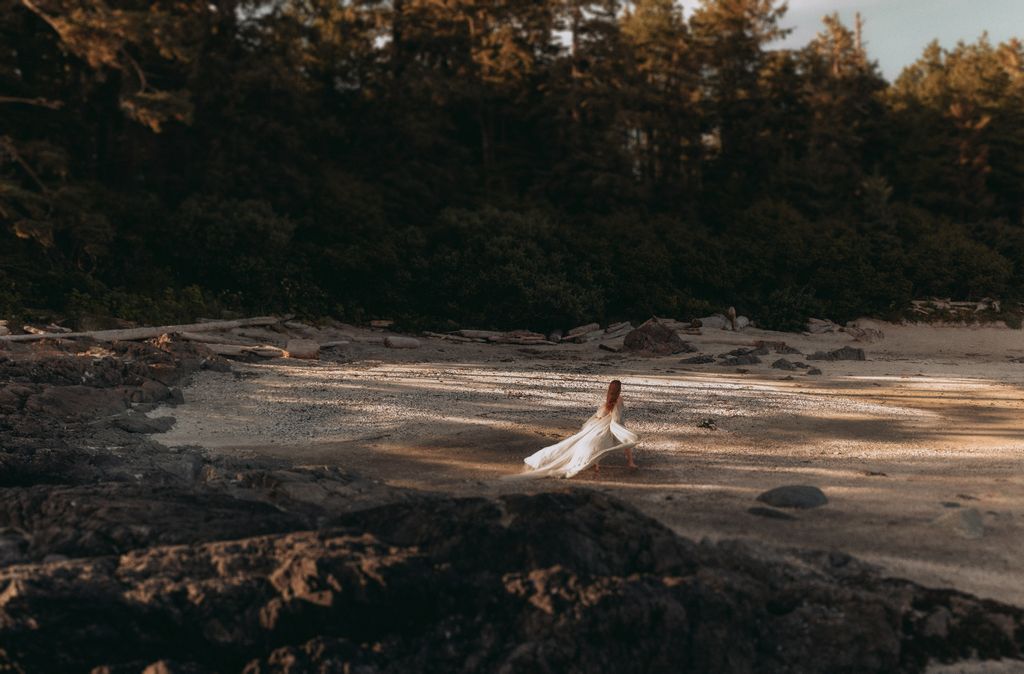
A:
[
  {"left": 593, "top": 461, "right": 601, "bottom": 475},
  {"left": 625, "top": 447, "right": 638, "bottom": 469}
]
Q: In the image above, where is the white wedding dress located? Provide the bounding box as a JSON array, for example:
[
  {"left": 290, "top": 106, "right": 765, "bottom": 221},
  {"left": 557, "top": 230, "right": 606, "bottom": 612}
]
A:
[{"left": 519, "top": 399, "right": 639, "bottom": 478}]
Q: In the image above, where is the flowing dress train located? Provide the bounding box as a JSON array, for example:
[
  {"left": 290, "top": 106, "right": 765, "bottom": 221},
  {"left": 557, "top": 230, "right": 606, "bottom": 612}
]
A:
[{"left": 518, "top": 399, "right": 638, "bottom": 478}]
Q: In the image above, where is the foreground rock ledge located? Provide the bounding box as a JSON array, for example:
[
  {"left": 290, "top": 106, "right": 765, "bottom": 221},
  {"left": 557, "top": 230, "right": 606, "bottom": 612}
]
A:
[{"left": 1, "top": 491, "right": 1021, "bottom": 674}]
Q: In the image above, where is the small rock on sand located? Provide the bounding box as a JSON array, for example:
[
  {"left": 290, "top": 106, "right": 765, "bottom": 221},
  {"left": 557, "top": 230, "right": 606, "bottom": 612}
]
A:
[
  {"left": 807, "top": 367, "right": 822, "bottom": 375},
  {"left": 680, "top": 355, "right": 715, "bottom": 364},
  {"left": 772, "top": 358, "right": 797, "bottom": 370},
  {"left": 757, "top": 485, "right": 828, "bottom": 509}
]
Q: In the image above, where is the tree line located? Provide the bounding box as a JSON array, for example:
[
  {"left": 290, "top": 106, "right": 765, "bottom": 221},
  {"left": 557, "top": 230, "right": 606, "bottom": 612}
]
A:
[{"left": 2, "top": 0, "right": 1024, "bottom": 330}]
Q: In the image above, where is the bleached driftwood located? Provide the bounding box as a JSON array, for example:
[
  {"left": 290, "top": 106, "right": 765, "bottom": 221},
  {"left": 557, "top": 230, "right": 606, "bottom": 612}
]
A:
[
  {"left": 204, "top": 343, "right": 287, "bottom": 358},
  {"left": 177, "top": 331, "right": 247, "bottom": 345},
  {"left": 489, "top": 337, "right": 557, "bottom": 346},
  {"left": 0, "top": 316, "right": 281, "bottom": 343},
  {"left": 456, "top": 329, "right": 503, "bottom": 340},
  {"left": 424, "top": 331, "right": 485, "bottom": 343}
]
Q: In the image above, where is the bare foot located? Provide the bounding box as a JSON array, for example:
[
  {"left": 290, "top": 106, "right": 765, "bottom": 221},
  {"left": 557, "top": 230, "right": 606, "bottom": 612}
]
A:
[{"left": 627, "top": 462, "right": 638, "bottom": 470}]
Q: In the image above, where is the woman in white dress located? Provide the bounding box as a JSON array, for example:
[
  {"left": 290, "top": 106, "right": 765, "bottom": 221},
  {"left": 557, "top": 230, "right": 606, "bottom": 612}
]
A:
[{"left": 519, "top": 380, "right": 639, "bottom": 478}]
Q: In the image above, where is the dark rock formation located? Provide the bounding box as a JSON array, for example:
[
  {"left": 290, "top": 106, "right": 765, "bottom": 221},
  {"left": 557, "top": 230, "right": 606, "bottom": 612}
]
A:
[
  {"left": 1, "top": 491, "right": 1022, "bottom": 673},
  {"left": 758, "top": 485, "right": 828, "bottom": 509},
  {"left": 623, "top": 319, "right": 695, "bottom": 356},
  {"left": 808, "top": 346, "right": 867, "bottom": 362}
]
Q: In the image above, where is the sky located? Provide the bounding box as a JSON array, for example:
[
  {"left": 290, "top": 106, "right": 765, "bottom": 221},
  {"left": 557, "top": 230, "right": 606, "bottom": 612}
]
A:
[{"left": 685, "top": 0, "right": 1024, "bottom": 81}]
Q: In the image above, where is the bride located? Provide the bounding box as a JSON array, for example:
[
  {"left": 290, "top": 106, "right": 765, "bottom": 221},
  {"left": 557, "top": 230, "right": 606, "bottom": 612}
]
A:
[{"left": 519, "top": 380, "right": 639, "bottom": 478}]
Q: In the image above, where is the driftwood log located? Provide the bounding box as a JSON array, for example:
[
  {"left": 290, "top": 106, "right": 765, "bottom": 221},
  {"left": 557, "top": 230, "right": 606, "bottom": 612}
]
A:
[
  {"left": 0, "top": 317, "right": 281, "bottom": 343},
  {"left": 203, "top": 343, "right": 287, "bottom": 358}
]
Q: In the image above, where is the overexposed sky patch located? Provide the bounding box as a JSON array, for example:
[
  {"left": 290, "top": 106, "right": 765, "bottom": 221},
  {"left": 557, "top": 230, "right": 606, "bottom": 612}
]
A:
[{"left": 681, "top": 0, "right": 1024, "bottom": 81}]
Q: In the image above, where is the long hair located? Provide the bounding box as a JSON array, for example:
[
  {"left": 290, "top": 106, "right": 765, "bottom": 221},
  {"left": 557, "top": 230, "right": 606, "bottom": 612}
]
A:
[{"left": 603, "top": 380, "right": 622, "bottom": 413}]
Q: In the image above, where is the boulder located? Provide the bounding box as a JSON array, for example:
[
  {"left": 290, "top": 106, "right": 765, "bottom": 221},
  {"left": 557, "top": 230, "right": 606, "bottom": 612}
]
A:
[
  {"left": 756, "top": 485, "right": 828, "bottom": 509},
  {"left": 680, "top": 355, "right": 715, "bottom": 364},
  {"left": 772, "top": 358, "right": 797, "bottom": 371},
  {"left": 623, "top": 318, "right": 695, "bottom": 356},
  {"left": 285, "top": 339, "right": 320, "bottom": 360},
  {"left": 112, "top": 415, "right": 176, "bottom": 434},
  {"left": 0, "top": 321, "right": 9, "bottom": 337},
  {"left": 384, "top": 336, "right": 420, "bottom": 349},
  {"left": 698, "top": 314, "right": 729, "bottom": 330}
]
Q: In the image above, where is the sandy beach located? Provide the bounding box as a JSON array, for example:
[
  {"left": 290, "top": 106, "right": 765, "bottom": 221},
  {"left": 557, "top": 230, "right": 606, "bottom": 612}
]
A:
[{"left": 153, "top": 320, "right": 1024, "bottom": 608}]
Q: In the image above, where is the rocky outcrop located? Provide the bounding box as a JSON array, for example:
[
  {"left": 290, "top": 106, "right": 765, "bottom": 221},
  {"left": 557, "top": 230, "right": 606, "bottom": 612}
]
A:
[
  {"left": 623, "top": 318, "right": 695, "bottom": 356},
  {"left": 1, "top": 490, "right": 1022, "bottom": 673},
  {"left": 0, "top": 337, "right": 409, "bottom": 556}
]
